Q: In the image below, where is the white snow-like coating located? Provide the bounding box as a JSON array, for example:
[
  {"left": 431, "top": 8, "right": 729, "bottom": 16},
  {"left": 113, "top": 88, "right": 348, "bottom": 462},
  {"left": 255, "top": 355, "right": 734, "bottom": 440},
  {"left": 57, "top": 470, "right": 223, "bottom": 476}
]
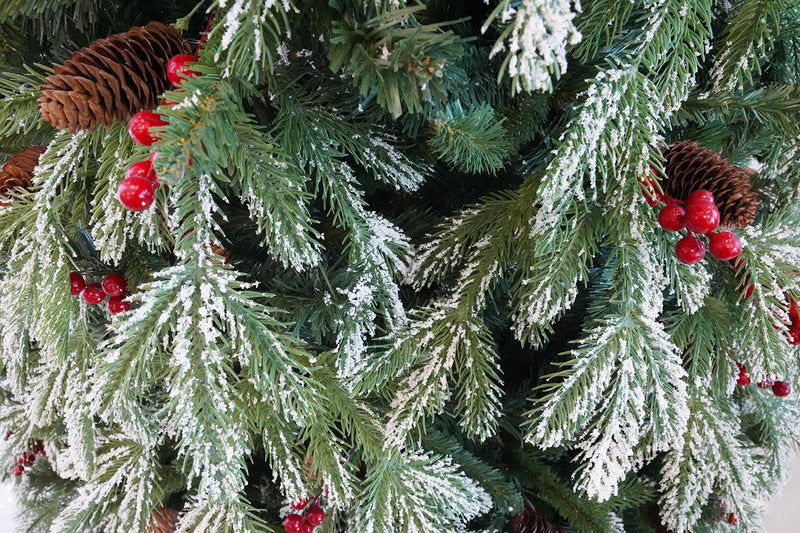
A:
[{"left": 485, "top": 0, "right": 582, "bottom": 93}]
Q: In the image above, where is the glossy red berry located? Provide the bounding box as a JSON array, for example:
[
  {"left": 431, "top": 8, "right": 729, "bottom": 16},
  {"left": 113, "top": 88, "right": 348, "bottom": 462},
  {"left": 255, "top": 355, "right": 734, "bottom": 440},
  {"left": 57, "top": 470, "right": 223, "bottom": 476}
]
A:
[
  {"left": 687, "top": 189, "right": 715, "bottom": 205},
  {"left": 70, "top": 272, "right": 85, "bottom": 295},
  {"left": 11, "top": 465, "right": 23, "bottom": 476},
  {"left": 290, "top": 499, "right": 308, "bottom": 510},
  {"left": 707, "top": 231, "right": 742, "bottom": 261},
  {"left": 117, "top": 176, "right": 155, "bottom": 211},
  {"left": 727, "top": 513, "right": 737, "bottom": 526},
  {"left": 639, "top": 171, "right": 663, "bottom": 207},
  {"left": 736, "top": 364, "right": 751, "bottom": 386},
  {"left": 675, "top": 236, "right": 705, "bottom": 264},
  {"left": 128, "top": 111, "right": 166, "bottom": 146},
  {"left": 658, "top": 204, "right": 685, "bottom": 231},
  {"left": 297, "top": 519, "right": 313, "bottom": 533},
  {"left": 773, "top": 380, "right": 791, "bottom": 397},
  {"left": 125, "top": 160, "right": 158, "bottom": 187},
  {"left": 107, "top": 295, "right": 131, "bottom": 315},
  {"left": 283, "top": 514, "right": 304, "bottom": 533},
  {"left": 305, "top": 506, "right": 325, "bottom": 526},
  {"left": 167, "top": 54, "right": 200, "bottom": 85},
  {"left": 757, "top": 376, "right": 774, "bottom": 389},
  {"left": 684, "top": 201, "right": 720, "bottom": 234},
  {"left": 82, "top": 283, "right": 105, "bottom": 305},
  {"left": 101, "top": 274, "right": 127, "bottom": 297}
]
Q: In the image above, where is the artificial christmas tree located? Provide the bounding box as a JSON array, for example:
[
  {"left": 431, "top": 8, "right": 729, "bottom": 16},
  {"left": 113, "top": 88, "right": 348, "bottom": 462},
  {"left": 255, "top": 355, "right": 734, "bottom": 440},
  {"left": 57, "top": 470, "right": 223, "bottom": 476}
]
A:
[{"left": 1, "top": 1, "right": 800, "bottom": 532}]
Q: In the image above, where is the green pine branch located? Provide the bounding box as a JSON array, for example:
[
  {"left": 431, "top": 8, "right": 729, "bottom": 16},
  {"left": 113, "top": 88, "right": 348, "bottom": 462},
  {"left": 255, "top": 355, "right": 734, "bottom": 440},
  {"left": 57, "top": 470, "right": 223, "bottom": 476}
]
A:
[
  {"left": 428, "top": 102, "right": 511, "bottom": 174},
  {"left": 328, "top": 5, "right": 468, "bottom": 118}
]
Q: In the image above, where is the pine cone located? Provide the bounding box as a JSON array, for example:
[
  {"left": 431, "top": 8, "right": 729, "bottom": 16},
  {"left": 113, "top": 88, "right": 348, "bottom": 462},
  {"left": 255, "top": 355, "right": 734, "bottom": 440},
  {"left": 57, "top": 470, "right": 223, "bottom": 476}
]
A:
[
  {"left": 38, "top": 21, "right": 190, "bottom": 132},
  {"left": 662, "top": 141, "right": 759, "bottom": 230},
  {"left": 145, "top": 506, "right": 180, "bottom": 533},
  {"left": 0, "top": 146, "right": 47, "bottom": 202},
  {"left": 510, "top": 506, "right": 563, "bottom": 533}
]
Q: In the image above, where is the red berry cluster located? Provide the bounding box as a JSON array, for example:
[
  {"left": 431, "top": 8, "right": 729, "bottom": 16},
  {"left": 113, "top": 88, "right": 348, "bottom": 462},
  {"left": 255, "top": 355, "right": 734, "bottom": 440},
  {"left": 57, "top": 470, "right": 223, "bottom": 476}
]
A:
[
  {"left": 283, "top": 496, "right": 326, "bottom": 533},
  {"left": 118, "top": 54, "right": 199, "bottom": 212},
  {"left": 728, "top": 513, "right": 738, "bottom": 526},
  {"left": 655, "top": 190, "right": 742, "bottom": 265},
  {"left": 10, "top": 440, "right": 45, "bottom": 477},
  {"left": 735, "top": 364, "right": 791, "bottom": 397},
  {"left": 70, "top": 272, "right": 131, "bottom": 314}
]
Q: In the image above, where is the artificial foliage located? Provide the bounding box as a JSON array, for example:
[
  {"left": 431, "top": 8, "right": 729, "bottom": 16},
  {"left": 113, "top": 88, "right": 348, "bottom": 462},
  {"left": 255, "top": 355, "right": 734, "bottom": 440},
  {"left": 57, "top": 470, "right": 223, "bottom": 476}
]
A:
[{"left": 0, "top": 1, "right": 800, "bottom": 533}]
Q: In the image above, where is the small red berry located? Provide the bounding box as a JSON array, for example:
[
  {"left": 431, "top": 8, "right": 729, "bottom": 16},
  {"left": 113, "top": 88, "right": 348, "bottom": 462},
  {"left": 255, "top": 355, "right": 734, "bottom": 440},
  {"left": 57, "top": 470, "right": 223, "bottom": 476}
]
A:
[
  {"left": 125, "top": 160, "right": 158, "bottom": 187},
  {"left": 727, "top": 512, "right": 737, "bottom": 525},
  {"left": 70, "top": 272, "right": 85, "bottom": 295},
  {"left": 117, "top": 176, "right": 155, "bottom": 211},
  {"left": 11, "top": 465, "right": 23, "bottom": 476},
  {"left": 658, "top": 204, "right": 685, "bottom": 231},
  {"left": 736, "top": 364, "right": 751, "bottom": 386},
  {"left": 101, "top": 274, "right": 127, "bottom": 297},
  {"left": 290, "top": 499, "right": 308, "bottom": 510},
  {"left": 639, "top": 171, "right": 663, "bottom": 207},
  {"left": 708, "top": 231, "right": 742, "bottom": 261},
  {"left": 773, "top": 380, "right": 791, "bottom": 397},
  {"left": 757, "top": 377, "right": 774, "bottom": 389},
  {"left": 82, "top": 283, "right": 105, "bottom": 305},
  {"left": 305, "top": 506, "right": 325, "bottom": 526},
  {"left": 297, "top": 519, "right": 313, "bottom": 533},
  {"left": 684, "top": 201, "right": 720, "bottom": 234},
  {"left": 687, "top": 189, "right": 715, "bottom": 205},
  {"left": 22, "top": 452, "right": 35, "bottom": 467},
  {"left": 675, "top": 236, "right": 705, "bottom": 264},
  {"left": 107, "top": 295, "right": 131, "bottom": 315},
  {"left": 167, "top": 54, "right": 200, "bottom": 85},
  {"left": 283, "top": 514, "right": 304, "bottom": 533},
  {"left": 128, "top": 111, "right": 167, "bottom": 146}
]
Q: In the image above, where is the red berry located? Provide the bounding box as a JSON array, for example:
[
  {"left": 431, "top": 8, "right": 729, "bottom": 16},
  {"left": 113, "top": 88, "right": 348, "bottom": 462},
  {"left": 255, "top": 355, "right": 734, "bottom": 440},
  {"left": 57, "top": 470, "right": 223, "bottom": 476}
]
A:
[
  {"left": 125, "top": 160, "right": 158, "bottom": 187},
  {"left": 658, "top": 204, "right": 685, "bottom": 231},
  {"left": 684, "top": 201, "right": 720, "bottom": 234},
  {"left": 117, "top": 176, "right": 155, "bottom": 211},
  {"left": 283, "top": 514, "right": 304, "bottom": 533},
  {"left": 167, "top": 54, "right": 200, "bottom": 85},
  {"left": 773, "top": 380, "right": 791, "bottom": 397},
  {"left": 736, "top": 364, "right": 751, "bottom": 386},
  {"left": 757, "top": 377, "right": 774, "bottom": 389},
  {"left": 11, "top": 465, "right": 23, "bottom": 476},
  {"left": 305, "top": 506, "right": 325, "bottom": 526},
  {"left": 675, "top": 236, "right": 705, "bottom": 264},
  {"left": 727, "top": 513, "right": 737, "bottom": 525},
  {"left": 687, "top": 189, "right": 715, "bottom": 205},
  {"left": 107, "top": 295, "right": 131, "bottom": 315},
  {"left": 70, "top": 272, "right": 85, "bottom": 295},
  {"left": 22, "top": 452, "right": 35, "bottom": 467},
  {"left": 298, "top": 519, "right": 313, "bottom": 533},
  {"left": 290, "top": 499, "right": 308, "bottom": 510},
  {"left": 82, "top": 283, "right": 106, "bottom": 305},
  {"left": 639, "top": 171, "right": 663, "bottom": 207},
  {"left": 128, "top": 111, "right": 167, "bottom": 146},
  {"left": 101, "top": 274, "right": 127, "bottom": 297},
  {"left": 707, "top": 231, "right": 742, "bottom": 261}
]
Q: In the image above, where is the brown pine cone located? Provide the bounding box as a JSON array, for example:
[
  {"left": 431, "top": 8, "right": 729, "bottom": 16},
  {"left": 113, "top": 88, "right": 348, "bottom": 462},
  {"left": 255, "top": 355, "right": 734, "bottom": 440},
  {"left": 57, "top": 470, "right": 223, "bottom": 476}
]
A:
[
  {"left": 145, "top": 506, "right": 180, "bottom": 533},
  {"left": 0, "top": 146, "right": 47, "bottom": 202},
  {"left": 662, "top": 141, "right": 759, "bottom": 230},
  {"left": 510, "top": 506, "right": 563, "bottom": 533},
  {"left": 38, "top": 21, "right": 191, "bottom": 132}
]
